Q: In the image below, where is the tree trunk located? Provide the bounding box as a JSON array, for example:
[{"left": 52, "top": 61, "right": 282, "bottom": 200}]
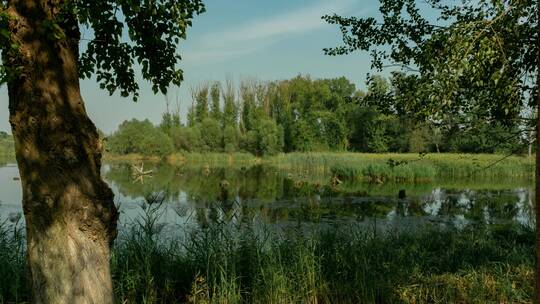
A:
[{"left": 5, "top": 1, "right": 118, "bottom": 303}]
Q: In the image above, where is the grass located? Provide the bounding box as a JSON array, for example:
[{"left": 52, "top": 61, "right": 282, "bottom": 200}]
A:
[
  {"left": 269, "top": 152, "right": 535, "bottom": 182},
  {"left": 9, "top": 148, "right": 533, "bottom": 182},
  {"left": 106, "top": 151, "right": 535, "bottom": 183},
  {"left": 103, "top": 153, "right": 162, "bottom": 163},
  {"left": 0, "top": 202, "right": 534, "bottom": 303},
  {"left": 1, "top": 136, "right": 536, "bottom": 180},
  {"left": 167, "top": 152, "right": 259, "bottom": 169},
  {"left": 0, "top": 218, "right": 26, "bottom": 303}
]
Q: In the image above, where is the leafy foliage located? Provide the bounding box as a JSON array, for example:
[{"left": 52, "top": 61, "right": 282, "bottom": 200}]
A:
[
  {"left": 107, "top": 119, "right": 173, "bottom": 157},
  {"left": 1, "top": 0, "right": 205, "bottom": 99},
  {"left": 106, "top": 75, "right": 528, "bottom": 157},
  {"left": 323, "top": 0, "right": 536, "bottom": 122}
]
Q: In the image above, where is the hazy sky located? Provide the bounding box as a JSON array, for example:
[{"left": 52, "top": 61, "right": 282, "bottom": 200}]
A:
[{"left": 0, "top": 0, "right": 385, "bottom": 134}]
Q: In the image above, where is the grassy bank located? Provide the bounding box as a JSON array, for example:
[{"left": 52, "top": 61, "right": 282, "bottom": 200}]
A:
[
  {"left": 104, "top": 152, "right": 260, "bottom": 168},
  {"left": 106, "top": 152, "right": 535, "bottom": 182},
  {"left": 269, "top": 152, "right": 535, "bottom": 182},
  {"left": 0, "top": 207, "right": 534, "bottom": 303},
  {"left": 8, "top": 150, "right": 536, "bottom": 182}
]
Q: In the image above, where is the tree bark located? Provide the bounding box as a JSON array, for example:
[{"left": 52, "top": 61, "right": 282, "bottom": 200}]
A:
[{"left": 5, "top": 1, "right": 118, "bottom": 303}]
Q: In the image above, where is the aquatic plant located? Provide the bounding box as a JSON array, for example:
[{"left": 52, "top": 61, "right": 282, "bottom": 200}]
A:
[{"left": 0, "top": 207, "right": 533, "bottom": 303}]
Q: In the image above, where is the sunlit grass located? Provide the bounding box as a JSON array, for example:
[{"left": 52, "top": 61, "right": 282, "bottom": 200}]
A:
[
  {"left": 167, "top": 152, "right": 259, "bottom": 168},
  {"left": 269, "top": 152, "right": 534, "bottom": 182},
  {"left": 139, "top": 152, "right": 536, "bottom": 182},
  {"left": 106, "top": 152, "right": 535, "bottom": 183}
]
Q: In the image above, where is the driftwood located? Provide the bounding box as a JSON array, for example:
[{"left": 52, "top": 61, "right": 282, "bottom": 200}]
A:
[
  {"left": 131, "top": 162, "right": 153, "bottom": 184},
  {"left": 131, "top": 162, "right": 153, "bottom": 176}
]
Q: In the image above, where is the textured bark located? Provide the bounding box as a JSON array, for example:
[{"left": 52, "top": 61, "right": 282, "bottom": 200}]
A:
[{"left": 5, "top": 1, "right": 118, "bottom": 303}]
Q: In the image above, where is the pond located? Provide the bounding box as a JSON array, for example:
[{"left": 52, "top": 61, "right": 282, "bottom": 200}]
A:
[{"left": 0, "top": 162, "right": 535, "bottom": 232}]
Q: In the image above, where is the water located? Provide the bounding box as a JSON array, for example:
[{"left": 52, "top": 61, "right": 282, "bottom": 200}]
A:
[{"left": 0, "top": 162, "right": 535, "bottom": 232}]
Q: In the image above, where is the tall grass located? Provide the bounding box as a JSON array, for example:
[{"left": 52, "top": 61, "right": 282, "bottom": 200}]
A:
[
  {"left": 0, "top": 217, "right": 28, "bottom": 303},
  {"left": 0, "top": 204, "right": 534, "bottom": 304},
  {"left": 167, "top": 152, "right": 259, "bottom": 168},
  {"left": 269, "top": 152, "right": 535, "bottom": 182},
  {"left": 112, "top": 208, "right": 535, "bottom": 303},
  {"left": 105, "top": 152, "right": 534, "bottom": 182}
]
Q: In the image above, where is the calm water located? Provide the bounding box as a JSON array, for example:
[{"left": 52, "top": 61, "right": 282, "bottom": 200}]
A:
[{"left": 0, "top": 162, "right": 535, "bottom": 232}]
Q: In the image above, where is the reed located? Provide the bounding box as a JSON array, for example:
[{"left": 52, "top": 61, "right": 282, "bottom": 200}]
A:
[
  {"left": 167, "top": 152, "right": 259, "bottom": 168},
  {"left": 0, "top": 206, "right": 533, "bottom": 303},
  {"left": 268, "top": 152, "right": 535, "bottom": 182},
  {"left": 103, "top": 152, "right": 535, "bottom": 182}
]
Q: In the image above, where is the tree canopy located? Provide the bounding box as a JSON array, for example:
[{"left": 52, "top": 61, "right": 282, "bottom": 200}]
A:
[
  {"left": 324, "top": 0, "right": 536, "bottom": 123},
  {"left": 105, "top": 75, "right": 527, "bottom": 157},
  {"left": 0, "top": 0, "right": 205, "bottom": 100}
]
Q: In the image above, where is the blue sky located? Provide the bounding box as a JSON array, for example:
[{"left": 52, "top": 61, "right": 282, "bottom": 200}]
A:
[{"left": 0, "top": 0, "right": 387, "bottom": 134}]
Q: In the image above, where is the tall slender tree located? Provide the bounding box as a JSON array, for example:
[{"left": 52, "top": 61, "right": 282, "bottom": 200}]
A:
[
  {"left": 193, "top": 83, "right": 210, "bottom": 123},
  {"left": 210, "top": 81, "right": 221, "bottom": 121},
  {"left": 0, "top": 0, "right": 204, "bottom": 302},
  {"left": 222, "top": 78, "right": 238, "bottom": 127},
  {"left": 240, "top": 80, "right": 256, "bottom": 132}
]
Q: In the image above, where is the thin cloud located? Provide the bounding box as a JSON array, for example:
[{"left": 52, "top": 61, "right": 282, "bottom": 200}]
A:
[
  {"left": 183, "top": 39, "right": 275, "bottom": 64},
  {"left": 184, "top": 0, "right": 362, "bottom": 64},
  {"left": 202, "top": 0, "right": 355, "bottom": 47}
]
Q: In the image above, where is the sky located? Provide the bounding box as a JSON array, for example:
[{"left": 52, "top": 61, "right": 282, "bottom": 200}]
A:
[{"left": 0, "top": 0, "right": 386, "bottom": 134}]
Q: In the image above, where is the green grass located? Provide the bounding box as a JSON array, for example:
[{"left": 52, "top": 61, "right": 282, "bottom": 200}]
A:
[
  {"left": 269, "top": 152, "right": 535, "bottom": 182},
  {"left": 0, "top": 204, "right": 534, "bottom": 304},
  {"left": 168, "top": 152, "right": 259, "bottom": 168},
  {"left": 109, "top": 152, "right": 535, "bottom": 182},
  {"left": 0, "top": 218, "right": 27, "bottom": 303}
]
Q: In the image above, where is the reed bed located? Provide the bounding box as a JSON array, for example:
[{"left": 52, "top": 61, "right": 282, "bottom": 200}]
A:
[
  {"left": 0, "top": 206, "right": 533, "bottom": 304},
  {"left": 268, "top": 152, "right": 535, "bottom": 182},
  {"left": 167, "top": 152, "right": 259, "bottom": 168},
  {"left": 104, "top": 152, "right": 535, "bottom": 182}
]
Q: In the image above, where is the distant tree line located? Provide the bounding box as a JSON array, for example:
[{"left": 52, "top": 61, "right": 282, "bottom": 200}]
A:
[
  {"left": 0, "top": 131, "right": 15, "bottom": 161},
  {"left": 106, "top": 75, "right": 529, "bottom": 157}
]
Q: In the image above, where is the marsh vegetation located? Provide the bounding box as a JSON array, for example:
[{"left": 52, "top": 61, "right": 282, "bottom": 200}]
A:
[
  {"left": 0, "top": 194, "right": 534, "bottom": 303},
  {"left": 0, "top": 157, "right": 536, "bottom": 303}
]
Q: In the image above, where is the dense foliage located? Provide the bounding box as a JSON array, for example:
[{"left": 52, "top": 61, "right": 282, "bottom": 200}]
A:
[
  {"left": 0, "top": 0, "right": 205, "bottom": 100},
  {"left": 323, "top": 0, "right": 536, "bottom": 122},
  {"left": 107, "top": 75, "right": 528, "bottom": 156},
  {"left": 108, "top": 119, "right": 174, "bottom": 157}
]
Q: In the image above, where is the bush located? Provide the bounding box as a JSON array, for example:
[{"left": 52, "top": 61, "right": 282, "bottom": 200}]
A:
[
  {"left": 199, "top": 118, "right": 222, "bottom": 152},
  {"left": 107, "top": 119, "right": 173, "bottom": 157},
  {"left": 222, "top": 125, "right": 240, "bottom": 153}
]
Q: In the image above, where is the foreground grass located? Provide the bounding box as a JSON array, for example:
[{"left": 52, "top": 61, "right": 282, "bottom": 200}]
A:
[{"left": 0, "top": 207, "right": 534, "bottom": 304}]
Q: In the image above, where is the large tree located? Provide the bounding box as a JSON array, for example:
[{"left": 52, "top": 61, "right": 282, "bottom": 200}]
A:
[
  {"left": 324, "top": 0, "right": 538, "bottom": 300},
  {"left": 0, "top": 0, "right": 204, "bottom": 302}
]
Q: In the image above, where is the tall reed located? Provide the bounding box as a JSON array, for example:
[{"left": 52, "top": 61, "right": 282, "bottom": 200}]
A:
[{"left": 0, "top": 205, "right": 533, "bottom": 303}]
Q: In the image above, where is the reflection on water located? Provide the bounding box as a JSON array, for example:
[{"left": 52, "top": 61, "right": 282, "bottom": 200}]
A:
[{"left": 0, "top": 163, "right": 535, "bottom": 231}]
